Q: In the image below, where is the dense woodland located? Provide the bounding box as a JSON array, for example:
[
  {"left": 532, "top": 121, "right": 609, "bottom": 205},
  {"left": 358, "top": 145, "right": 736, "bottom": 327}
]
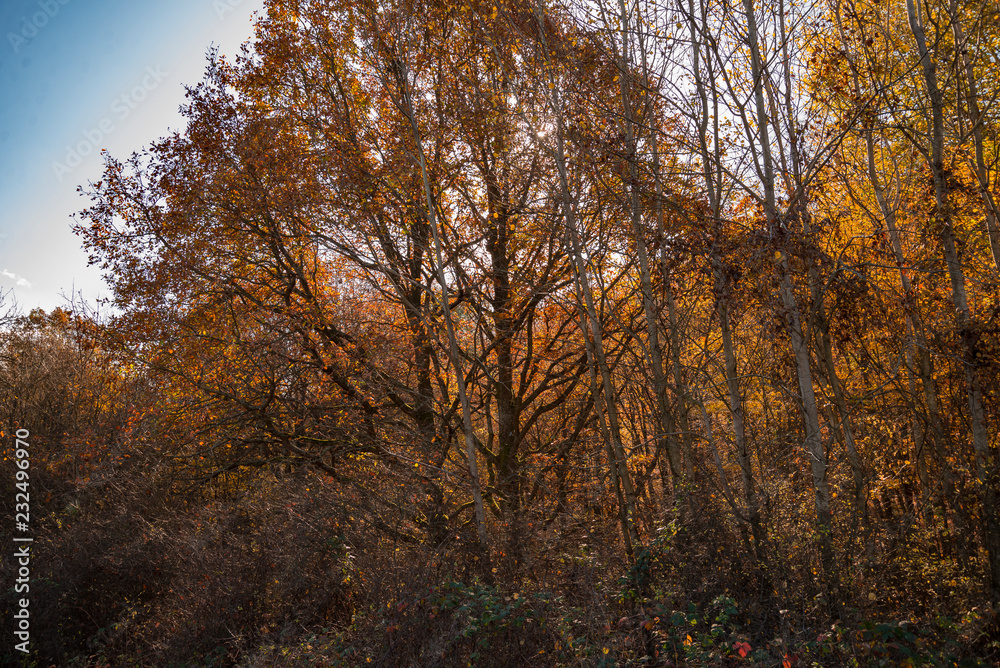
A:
[{"left": 2, "top": 0, "right": 1000, "bottom": 664}]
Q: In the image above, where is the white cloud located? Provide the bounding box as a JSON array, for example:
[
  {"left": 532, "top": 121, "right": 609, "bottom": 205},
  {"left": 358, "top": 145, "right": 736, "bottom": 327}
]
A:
[{"left": 1, "top": 269, "right": 31, "bottom": 288}]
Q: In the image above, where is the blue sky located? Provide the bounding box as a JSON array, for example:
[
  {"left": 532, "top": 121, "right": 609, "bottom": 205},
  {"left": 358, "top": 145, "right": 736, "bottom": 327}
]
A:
[{"left": 0, "top": 0, "right": 265, "bottom": 311}]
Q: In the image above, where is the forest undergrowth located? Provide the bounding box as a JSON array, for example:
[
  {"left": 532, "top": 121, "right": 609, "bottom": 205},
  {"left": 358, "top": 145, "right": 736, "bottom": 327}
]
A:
[{"left": 1, "top": 419, "right": 995, "bottom": 666}]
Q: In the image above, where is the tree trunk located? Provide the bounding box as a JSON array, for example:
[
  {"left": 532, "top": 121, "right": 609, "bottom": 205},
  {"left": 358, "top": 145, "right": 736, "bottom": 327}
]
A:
[
  {"left": 535, "top": 0, "right": 641, "bottom": 556},
  {"left": 742, "top": 0, "right": 837, "bottom": 590},
  {"left": 614, "top": 0, "right": 683, "bottom": 490},
  {"left": 906, "top": 0, "right": 1000, "bottom": 612},
  {"left": 398, "top": 64, "right": 492, "bottom": 569}
]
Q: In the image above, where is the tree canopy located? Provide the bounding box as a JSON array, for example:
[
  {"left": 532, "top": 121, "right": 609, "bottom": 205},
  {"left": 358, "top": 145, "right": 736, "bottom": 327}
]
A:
[{"left": 3, "top": 0, "right": 999, "bottom": 664}]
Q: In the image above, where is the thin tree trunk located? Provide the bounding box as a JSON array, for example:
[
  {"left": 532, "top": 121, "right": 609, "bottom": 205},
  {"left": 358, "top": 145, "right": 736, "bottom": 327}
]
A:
[
  {"left": 742, "top": 0, "right": 836, "bottom": 589},
  {"left": 613, "top": 0, "right": 682, "bottom": 487},
  {"left": 813, "top": 295, "right": 867, "bottom": 524},
  {"left": 948, "top": 0, "right": 1000, "bottom": 271},
  {"left": 534, "top": 0, "right": 641, "bottom": 555},
  {"left": 906, "top": 0, "right": 1000, "bottom": 612},
  {"left": 835, "top": 0, "right": 950, "bottom": 517},
  {"left": 398, "top": 66, "right": 492, "bottom": 567},
  {"left": 717, "top": 277, "right": 767, "bottom": 559},
  {"left": 639, "top": 25, "right": 692, "bottom": 495}
]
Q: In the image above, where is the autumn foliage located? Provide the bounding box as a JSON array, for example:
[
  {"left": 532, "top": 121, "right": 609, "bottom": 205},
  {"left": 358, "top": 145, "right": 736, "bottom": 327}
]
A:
[{"left": 2, "top": 0, "right": 1000, "bottom": 664}]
